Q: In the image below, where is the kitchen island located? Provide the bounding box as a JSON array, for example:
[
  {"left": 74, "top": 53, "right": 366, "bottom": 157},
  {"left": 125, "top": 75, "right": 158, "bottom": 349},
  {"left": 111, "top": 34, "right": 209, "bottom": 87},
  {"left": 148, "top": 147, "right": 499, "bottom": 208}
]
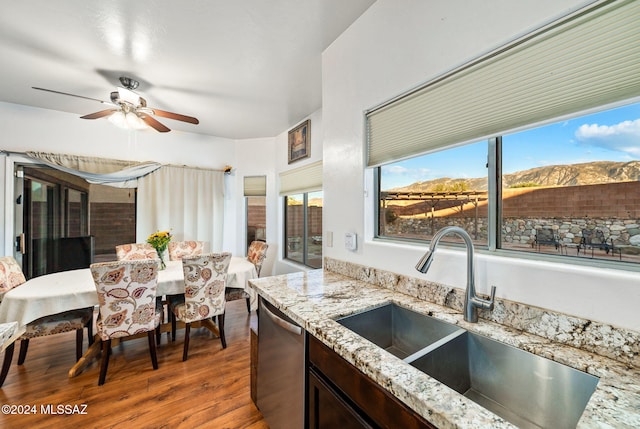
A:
[{"left": 249, "top": 266, "right": 640, "bottom": 428}]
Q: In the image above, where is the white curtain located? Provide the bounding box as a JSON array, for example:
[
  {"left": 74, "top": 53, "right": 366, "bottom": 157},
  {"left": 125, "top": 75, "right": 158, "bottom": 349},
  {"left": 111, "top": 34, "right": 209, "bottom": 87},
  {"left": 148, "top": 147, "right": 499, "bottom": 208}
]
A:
[
  {"left": 136, "top": 166, "right": 225, "bottom": 251},
  {"left": 24, "top": 151, "right": 161, "bottom": 187}
]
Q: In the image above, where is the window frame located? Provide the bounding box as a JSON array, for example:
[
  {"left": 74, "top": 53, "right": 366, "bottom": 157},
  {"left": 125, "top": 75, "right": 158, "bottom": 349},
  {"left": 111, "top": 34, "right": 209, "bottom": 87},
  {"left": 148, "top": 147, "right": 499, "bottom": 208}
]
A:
[
  {"left": 283, "top": 191, "right": 323, "bottom": 269},
  {"left": 373, "top": 101, "right": 640, "bottom": 272}
]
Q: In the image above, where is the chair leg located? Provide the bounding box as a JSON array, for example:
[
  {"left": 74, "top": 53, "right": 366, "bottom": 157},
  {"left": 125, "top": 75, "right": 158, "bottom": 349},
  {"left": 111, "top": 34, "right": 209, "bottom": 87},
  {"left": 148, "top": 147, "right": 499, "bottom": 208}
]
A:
[
  {"left": 182, "top": 323, "right": 191, "bottom": 361},
  {"left": 218, "top": 313, "right": 227, "bottom": 349},
  {"left": 87, "top": 319, "right": 94, "bottom": 346},
  {"left": 75, "top": 329, "right": 84, "bottom": 361},
  {"left": 171, "top": 311, "right": 177, "bottom": 342},
  {"left": 156, "top": 324, "right": 161, "bottom": 346},
  {"left": 17, "top": 339, "right": 29, "bottom": 365},
  {"left": 147, "top": 331, "right": 159, "bottom": 370},
  {"left": 245, "top": 297, "right": 251, "bottom": 313},
  {"left": 0, "top": 342, "right": 15, "bottom": 387},
  {"left": 98, "top": 340, "right": 111, "bottom": 386}
]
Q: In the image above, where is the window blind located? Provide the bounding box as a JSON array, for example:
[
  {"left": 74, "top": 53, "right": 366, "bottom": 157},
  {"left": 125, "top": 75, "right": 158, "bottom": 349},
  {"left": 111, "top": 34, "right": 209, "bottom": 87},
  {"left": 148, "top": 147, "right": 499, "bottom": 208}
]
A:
[
  {"left": 243, "top": 175, "right": 267, "bottom": 196},
  {"left": 279, "top": 160, "right": 323, "bottom": 196},
  {"left": 366, "top": 0, "right": 640, "bottom": 167}
]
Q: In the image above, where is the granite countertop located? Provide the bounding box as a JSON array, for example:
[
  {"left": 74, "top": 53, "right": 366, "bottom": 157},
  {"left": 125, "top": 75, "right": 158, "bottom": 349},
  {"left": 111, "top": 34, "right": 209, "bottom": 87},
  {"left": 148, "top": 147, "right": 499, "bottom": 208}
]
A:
[{"left": 249, "top": 269, "right": 640, "bottom": 429}]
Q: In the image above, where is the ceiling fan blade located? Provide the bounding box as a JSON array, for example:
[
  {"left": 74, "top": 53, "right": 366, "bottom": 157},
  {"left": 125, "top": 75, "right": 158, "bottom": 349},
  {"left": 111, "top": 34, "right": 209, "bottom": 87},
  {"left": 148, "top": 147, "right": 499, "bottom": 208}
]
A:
[
  {"left": 141, "top": 115, "right": 171, "bottom": 132},
  {"left": 32, "top": 87, "right": 112, "bottom": 105},
  {"left": 150, "top": 108, "right": 199, "bottom": 124},
  {"left": 80, "top": 109, "right": 119, "bottom": 119}
]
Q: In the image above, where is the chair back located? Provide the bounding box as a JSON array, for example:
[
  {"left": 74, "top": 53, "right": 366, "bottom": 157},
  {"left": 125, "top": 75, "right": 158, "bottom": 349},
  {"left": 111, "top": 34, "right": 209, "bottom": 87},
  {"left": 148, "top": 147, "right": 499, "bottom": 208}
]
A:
[
  {"left": 90, "top": 259, "right": 161, "bottom": 340},
  {"left": 0, "top": 256, "right": 26, "bottom": 300},
  {"left": 115, "top": 243, "right": 159, "bottom": 261},
  {"left": 168, "top": 241, "right": 205, "bottom": 261},
  {"left": 179, "top": 253, "right": 231, "bottom": 323},
  {"left": 247, "top": 241, "right": 269, "bottom": 276}
]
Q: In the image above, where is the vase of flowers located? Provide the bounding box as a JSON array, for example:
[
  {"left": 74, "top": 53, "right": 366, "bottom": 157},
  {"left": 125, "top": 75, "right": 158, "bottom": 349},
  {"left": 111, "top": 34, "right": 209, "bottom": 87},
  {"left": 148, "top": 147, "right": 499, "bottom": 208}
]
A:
[{"left": 147, "top": 230, "right": 172, "bottom": 269}]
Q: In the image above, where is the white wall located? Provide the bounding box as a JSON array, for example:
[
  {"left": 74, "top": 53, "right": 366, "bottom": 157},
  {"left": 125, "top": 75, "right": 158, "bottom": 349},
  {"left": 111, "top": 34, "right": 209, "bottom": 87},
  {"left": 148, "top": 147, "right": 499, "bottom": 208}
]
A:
[
  {"left": 321, "top": 0, "right": 640, "bottom": 331},
  {"left": 274, "top": 109, "right": 324, "bottom": 274},
  {"left": 233, "top": 137, "right": 278, "bottom": 275}
]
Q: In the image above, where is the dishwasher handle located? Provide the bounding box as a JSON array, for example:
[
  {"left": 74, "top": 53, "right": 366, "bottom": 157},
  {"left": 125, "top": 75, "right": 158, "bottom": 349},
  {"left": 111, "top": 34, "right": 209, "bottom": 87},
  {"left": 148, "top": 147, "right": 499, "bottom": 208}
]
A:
[{"left": 262, "top": 303, "right": 302, "bottom": 335}]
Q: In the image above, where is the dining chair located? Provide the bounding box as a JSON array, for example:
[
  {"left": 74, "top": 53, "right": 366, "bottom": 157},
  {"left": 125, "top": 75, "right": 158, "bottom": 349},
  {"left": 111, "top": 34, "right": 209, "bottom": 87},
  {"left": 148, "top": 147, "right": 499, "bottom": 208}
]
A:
[
  {"left": 168, "top": 240, "right": 205, "bottom": 261},
  {"left": 225, "top": 241, "right": 268, "bottom": 312},
  {"left": 115, "top": 243, "right": 159, "bottom": 261},
  {"left": 168, "top": 252, "right": 231, "bottom": 361},
  {"left": 0, "top": 322, "right": 18, "bottom": 387},
  {"left": 91, "top": 259, "right": 162, "bottom": 385},
  {"left": 0, "top": 256, "right": 93, "bottom": 372}
]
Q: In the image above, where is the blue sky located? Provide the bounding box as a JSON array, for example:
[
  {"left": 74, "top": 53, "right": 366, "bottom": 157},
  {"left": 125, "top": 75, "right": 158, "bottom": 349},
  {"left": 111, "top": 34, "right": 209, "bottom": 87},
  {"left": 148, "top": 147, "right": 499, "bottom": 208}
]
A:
[{"left": 381, "top": 102, "right": 640, "bottom": 190}]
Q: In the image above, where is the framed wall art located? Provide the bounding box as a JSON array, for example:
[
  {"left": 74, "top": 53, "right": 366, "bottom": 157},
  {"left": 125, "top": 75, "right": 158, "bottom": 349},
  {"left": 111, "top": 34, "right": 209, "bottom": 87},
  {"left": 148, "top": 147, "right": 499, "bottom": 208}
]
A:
[{"left": 288, "top": 119, "right": 310, "bottom": 164}]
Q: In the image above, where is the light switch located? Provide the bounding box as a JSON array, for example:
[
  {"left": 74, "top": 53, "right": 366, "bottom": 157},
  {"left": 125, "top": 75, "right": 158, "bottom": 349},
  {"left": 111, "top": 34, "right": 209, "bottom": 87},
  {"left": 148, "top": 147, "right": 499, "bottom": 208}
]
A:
[{"left": 345, "top": 232, "right": 357, "bottom": 251}]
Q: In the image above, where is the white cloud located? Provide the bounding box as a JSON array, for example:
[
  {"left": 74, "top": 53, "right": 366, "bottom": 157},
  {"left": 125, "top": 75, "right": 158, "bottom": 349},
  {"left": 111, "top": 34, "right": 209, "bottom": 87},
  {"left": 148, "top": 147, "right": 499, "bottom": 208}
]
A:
[
  {"left": 575, "top": 119, "right": 640, "bottom": 156},
  {"left": 383, "top": 165, "right": 409, "bottom": 175}
]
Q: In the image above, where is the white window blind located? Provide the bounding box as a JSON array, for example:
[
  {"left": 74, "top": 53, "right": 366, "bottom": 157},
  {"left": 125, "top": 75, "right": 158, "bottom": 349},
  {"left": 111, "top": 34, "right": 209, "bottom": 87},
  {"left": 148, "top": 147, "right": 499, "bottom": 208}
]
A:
[
  {"left": 243, "top": 175, "right": 267, "bottom": 196},
  {"left": 366, "top": 0, "right": 640, "bottom": 167},
  {"left": 279, "top": 160, "right": 323, "bottom": 196}
]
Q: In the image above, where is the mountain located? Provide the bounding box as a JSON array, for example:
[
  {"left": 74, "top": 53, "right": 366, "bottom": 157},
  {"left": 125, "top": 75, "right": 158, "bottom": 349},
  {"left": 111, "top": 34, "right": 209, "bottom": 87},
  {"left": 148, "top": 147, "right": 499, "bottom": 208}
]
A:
[{"left": 387, "top": 161, "right": 640, "bottom": 192}]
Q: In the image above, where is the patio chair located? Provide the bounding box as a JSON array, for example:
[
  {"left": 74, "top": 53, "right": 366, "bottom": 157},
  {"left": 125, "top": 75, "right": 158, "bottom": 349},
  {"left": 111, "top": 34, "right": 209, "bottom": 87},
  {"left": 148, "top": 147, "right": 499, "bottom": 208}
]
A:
[
  {"left": 532, "top": 227, "right": 560, "bottom": 253},
  {"left": 225, "top": 240, "right": 268, "bottom": 312},
  {"left": 578, "top": 228, "right": 615, "bottom": 257},
  {"left": 91, "top": 259, "right": 162, "bottom": 385},
  {"left": 0, "top": 257, "right": 93, "bottom": 374},
  {"left": 168, "top": 253, "right": 231, "bottom": 361},
  {"left": 168, "top": 241, "right": 205, "bottom": 261}
]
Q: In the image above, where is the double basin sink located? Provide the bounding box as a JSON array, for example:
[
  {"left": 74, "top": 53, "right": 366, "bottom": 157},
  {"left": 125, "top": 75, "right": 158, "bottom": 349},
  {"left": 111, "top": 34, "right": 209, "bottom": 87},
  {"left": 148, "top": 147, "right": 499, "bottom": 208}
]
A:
[{"left": 337, "top": 303, "right": 599, "bottom": 429}]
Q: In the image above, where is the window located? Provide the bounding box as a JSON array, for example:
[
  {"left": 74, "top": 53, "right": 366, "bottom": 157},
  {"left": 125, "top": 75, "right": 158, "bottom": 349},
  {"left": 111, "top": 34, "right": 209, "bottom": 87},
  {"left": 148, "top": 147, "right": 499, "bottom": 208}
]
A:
[
  {"left": 377, "top": 102, "right": 640, "bottom": 265},
  {"left": 379, "top": 141, "right": 488, "bottom": 246},
  {"left": 284, "top": 191, "right": 323, "bottom": 268},
  {"left": 370, "top": 1, "right": 640, "bottom": 267},
  {"left": 280, "top": 161, "right": 323, "bottom": 268},
  {"left": 244, "top": 176, "right": 267, "bottom": 252}
]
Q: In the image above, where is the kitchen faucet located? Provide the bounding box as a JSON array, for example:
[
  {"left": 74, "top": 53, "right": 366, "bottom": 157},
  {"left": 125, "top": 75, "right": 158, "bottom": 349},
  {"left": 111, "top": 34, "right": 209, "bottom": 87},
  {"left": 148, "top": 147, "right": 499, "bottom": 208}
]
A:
[{"left": 415, "top": 226, "right": 496, "bottom": 323}]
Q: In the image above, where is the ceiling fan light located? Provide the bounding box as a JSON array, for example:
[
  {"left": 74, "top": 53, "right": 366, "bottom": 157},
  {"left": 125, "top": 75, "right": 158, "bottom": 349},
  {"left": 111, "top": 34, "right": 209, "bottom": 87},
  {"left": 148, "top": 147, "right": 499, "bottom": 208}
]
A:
[
  {"left": 108, "top": 111, "right": 127, "bottom": 128},
  {"left": 126, "top": 112, "right": 147, "bottom": 130}
]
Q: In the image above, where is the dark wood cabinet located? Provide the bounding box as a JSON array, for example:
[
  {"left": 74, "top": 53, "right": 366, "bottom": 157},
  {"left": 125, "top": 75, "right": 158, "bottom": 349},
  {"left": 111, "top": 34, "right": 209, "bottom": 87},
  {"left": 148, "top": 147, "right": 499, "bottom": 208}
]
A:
[
  {"left": 308, "top": 369, "right": 374, "bottom": 429},
  {"left": 307, "top": 334, "right": 436, "bottom": 429}
]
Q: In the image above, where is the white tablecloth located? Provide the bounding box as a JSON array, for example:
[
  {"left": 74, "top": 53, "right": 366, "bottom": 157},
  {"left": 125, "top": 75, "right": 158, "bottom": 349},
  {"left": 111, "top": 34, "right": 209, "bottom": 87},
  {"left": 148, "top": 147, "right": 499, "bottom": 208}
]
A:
[{"left": 0, "top": 256, "right": 257, "bottom": 329}]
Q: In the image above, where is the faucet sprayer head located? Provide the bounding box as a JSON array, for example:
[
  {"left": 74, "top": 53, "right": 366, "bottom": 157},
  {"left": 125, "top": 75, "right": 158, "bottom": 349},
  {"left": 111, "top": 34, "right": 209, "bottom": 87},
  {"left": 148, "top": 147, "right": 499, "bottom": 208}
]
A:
[{"left": 415, "top": 250, "right": 435, "bottom": 273}]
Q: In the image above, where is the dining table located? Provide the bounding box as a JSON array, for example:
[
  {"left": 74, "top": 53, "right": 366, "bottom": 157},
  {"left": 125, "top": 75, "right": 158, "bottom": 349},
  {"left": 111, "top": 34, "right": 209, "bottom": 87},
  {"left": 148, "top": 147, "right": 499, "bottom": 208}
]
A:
[{"left": 0, "top": 256, "right": 258, "bottom": 376}]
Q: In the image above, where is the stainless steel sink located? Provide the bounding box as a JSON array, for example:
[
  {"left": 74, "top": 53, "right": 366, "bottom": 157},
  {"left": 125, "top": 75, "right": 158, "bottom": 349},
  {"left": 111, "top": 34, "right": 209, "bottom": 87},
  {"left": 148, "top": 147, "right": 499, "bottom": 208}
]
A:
[
  {"left": 337, "top": 303, "right": 462, "bottom": 360},
  {"left": 409, "top": 330, "right": 599, "bottom": 429},
  {"left": 338, "top": 304, "right": 599, "bottom": 428}
]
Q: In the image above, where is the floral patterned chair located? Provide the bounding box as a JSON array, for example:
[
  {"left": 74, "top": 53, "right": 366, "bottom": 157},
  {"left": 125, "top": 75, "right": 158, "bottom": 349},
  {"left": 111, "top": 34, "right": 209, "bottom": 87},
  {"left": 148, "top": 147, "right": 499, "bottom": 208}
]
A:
[
  {"left": 168, "top": 253, "right": 231, "bottom": 361},
  {"left": 0, "top": 256, "right": 93, "bottom": 372},
  {"left": 0, "top": 321, "right": 18, "bottom": 387},
  {"left": 225, "top": 241, "right": 268, "bottom": 312},
  {"left": 115, "top": 243, "right": 159, "bottom": 261},
  {"left": 91, "top": 259, "right": 162, "bottom": 385},
  {"left": 168, "top": 241, "right": 205, "bottom": 261}
]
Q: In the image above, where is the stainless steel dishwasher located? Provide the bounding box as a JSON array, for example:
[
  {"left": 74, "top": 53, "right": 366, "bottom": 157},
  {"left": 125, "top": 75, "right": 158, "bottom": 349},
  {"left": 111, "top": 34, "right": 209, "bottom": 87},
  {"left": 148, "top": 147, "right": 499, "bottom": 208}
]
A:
[{"left": 256, "top": 296, "right": 305, "bottom": 429}]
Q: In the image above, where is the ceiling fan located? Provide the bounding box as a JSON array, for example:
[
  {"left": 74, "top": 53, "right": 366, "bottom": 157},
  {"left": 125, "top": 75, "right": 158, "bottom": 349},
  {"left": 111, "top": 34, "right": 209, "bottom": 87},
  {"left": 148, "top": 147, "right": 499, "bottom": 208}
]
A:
[{"left": 32, "top": 76, "right": 199, "bottom": 133}]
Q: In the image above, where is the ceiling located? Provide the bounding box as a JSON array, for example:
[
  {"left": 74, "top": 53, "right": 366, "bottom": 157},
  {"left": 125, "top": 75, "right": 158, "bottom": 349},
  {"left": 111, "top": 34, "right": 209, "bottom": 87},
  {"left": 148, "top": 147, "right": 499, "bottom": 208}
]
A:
[{"left": 0, "top": 0, "right": 376, "bottom": 139}]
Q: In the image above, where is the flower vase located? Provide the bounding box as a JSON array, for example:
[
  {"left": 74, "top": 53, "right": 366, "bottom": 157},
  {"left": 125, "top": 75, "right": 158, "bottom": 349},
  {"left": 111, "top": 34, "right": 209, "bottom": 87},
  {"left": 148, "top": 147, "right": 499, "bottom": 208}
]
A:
[
  {"left": 159, "top": 253, "right": 166, "bottom": 270},
  {"left": 156, "top": 247, "right": 168, "bottom": 270}
]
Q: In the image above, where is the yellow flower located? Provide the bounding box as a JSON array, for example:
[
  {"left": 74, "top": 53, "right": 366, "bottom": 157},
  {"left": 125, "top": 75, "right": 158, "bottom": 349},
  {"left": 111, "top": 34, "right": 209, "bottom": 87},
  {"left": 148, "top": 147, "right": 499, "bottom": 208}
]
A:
[{"left": 146, "top": 230, "right": 172, "bottom": 252}]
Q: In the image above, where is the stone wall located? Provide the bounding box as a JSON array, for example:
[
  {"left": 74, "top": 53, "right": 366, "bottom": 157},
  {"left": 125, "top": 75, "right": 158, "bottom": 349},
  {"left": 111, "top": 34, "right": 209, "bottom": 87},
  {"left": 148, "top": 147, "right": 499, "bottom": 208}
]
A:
[{"left": 383, "top": 181, "right": 640, "bottom": 253}]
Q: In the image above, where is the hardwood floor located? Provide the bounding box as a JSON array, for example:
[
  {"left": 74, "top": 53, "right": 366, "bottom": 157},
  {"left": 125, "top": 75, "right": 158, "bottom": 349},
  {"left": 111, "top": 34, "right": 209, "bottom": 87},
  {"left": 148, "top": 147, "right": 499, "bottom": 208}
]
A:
[{"left": 0, "top": 300, "right": 269, "bottom": 429}]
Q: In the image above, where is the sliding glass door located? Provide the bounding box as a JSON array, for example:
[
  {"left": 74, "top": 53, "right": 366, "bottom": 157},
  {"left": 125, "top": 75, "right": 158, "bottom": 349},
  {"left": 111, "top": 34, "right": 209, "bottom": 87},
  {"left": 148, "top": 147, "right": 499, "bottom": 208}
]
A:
[{"left": 15, "top": 165, "right": 89, "bottom": 279}]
